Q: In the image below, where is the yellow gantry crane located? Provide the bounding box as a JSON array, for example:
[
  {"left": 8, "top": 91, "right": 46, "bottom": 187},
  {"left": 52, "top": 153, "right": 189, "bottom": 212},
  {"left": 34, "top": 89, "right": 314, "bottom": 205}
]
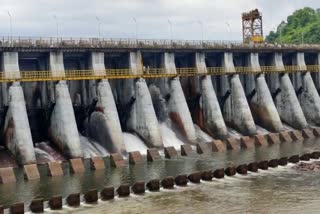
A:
[{"left": 242, "top": 9, "right": 264, "bottom": 44}]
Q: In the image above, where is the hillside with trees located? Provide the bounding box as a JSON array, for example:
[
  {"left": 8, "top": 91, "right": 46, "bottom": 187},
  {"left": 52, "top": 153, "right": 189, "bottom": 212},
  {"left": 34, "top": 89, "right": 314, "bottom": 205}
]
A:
[{"left": 265, "top": 7, "right": 320, "bottom": 44}]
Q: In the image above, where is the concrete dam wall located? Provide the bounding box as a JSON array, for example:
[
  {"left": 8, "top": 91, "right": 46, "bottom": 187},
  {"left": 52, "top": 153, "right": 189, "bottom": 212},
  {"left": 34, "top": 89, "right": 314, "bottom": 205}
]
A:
[{"left": 0, "top": 48, "right": 319, "bottom": 165}]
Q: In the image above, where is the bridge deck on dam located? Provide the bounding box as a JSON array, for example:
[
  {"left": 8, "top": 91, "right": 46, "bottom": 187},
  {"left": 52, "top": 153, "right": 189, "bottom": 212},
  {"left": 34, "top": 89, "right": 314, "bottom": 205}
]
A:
[
  {"left": 0, "top": 65, "right": 320, "bottom": 82},
  {"left": 2, "top": 37, "right": 320, "bottom": 52}
]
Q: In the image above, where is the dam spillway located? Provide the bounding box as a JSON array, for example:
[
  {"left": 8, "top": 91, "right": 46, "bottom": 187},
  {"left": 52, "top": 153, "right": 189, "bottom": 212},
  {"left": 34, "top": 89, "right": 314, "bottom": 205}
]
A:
[{"left": 0, "top": 38, "right": 320, "bottom": 164}]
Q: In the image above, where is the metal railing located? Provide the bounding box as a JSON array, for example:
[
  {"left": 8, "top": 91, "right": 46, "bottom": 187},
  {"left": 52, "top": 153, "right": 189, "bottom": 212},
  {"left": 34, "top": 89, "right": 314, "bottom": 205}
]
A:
[{"left": 0, "top": 65, "right": 318, "bottom": 83}]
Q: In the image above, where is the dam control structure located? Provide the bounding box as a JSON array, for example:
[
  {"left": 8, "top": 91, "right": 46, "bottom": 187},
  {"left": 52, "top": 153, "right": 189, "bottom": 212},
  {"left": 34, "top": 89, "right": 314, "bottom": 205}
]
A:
[{"left": 0, "top": 37, "right": 320, "bottom": 165}]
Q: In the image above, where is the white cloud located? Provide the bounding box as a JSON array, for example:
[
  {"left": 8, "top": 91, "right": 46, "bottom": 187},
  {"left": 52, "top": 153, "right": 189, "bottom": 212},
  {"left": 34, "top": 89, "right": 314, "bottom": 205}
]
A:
[{"left": 0, "top": 0, "right": 319, "bottom": 40}]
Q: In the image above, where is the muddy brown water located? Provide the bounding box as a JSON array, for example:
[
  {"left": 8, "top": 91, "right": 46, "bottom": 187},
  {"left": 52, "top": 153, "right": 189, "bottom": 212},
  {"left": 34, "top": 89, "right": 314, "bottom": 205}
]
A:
[{"left": 0, "top": 138, "right": 319, "bottom": 213}]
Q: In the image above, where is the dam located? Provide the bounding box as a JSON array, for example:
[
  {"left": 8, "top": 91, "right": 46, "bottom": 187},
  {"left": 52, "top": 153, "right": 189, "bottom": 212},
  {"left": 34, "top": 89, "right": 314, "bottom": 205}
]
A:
[{"left": 0, "top": 37, "right": 320, "bottom": 212}]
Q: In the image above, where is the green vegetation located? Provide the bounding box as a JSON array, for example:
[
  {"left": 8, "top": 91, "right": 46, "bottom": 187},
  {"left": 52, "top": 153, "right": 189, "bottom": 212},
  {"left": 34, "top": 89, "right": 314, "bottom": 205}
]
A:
[{"left": 265, "top": 7, "right": 320, "bottom": 44}]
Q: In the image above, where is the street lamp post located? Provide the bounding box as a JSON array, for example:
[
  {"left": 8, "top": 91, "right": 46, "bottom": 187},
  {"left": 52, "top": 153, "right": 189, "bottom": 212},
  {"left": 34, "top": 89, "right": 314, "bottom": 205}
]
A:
[
  {"left": 53, "top": 15, "right": 59, "bottom": 38},
  {"left": 168, "top": 19, "right": 173, "bottom": 41},
  {"left": 7, "top": 11, "right": 12, "bottom": 43},
  {"left": 96, "top": 16, "right": 102, "bottom": 39},
  {"left": 133, "top": 17, "right": 138, "bottom": 40}
]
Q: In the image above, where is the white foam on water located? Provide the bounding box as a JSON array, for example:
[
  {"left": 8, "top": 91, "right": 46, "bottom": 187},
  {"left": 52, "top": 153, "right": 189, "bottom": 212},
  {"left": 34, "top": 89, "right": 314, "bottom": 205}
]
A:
[
  {"left": 195, "top": 124, "right": 214, "bottom": 143},
  {"left": 123, "top": 132, "right": 148, "bottom": 155},
  {"left": 34, "top": 148, "right": 55, "bottom": 162},
  {"left": 80, "top": 135, "right": 109, "bottom": 158},
  {"left": 159, "top": 122, "right": 184, "bottom": 150}
]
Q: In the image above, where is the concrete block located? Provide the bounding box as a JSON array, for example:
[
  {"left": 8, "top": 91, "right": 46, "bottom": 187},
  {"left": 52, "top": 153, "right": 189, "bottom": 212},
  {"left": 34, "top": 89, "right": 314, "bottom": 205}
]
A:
[
  {"left": 180, "top": 144, "right": 195, "bottom": 156},
  {"left": 248, "top": 162, "right": 258, "bottom": 172},
  {"left": 90, "top": 157, "right": 105, "bottom": 170},
  {"left": 312, "top": 127, "right": 320, "bottom": 137},
  {"left": 290, "top": 130, "right": 303, "bottom": 141},
  {"left": 265, "top": 133, "right": 281, "bottom": 145},
  {"left": 147, "top": 149, "right": 161, "bottom": 162},
  {"left": 188, "top": 171, "right": 201, "bottom": 183},
  {"left": 240, "top": 137, "right": 255, "bottom": 149},
  {"left": 24, "top": 164, "right": 40, "bottom": 180},
  {"left": 84, "top": 189, "right": 98, "bottom": 204},
  {"left": 213, "top": 168, "right": 225, "bottom": 179},
  {"left": 279, "top": 131, "right": 292, "bottom": 143},
  {"left": 268, "top": 159, "right": 279, "bottom": 168},
  {"left": 225, "top": 166, "right": 236, "bottom": 176},
  {"left": 29, "top": 198, "right": 43, "bottom": 213},
  {"left": 66, "top": 193, "right": 80, "bottom": 207},
  {"left": 289, "top": 155, "right": 300, "bottom": 163},
  {"left": 258, "top": 161, "right": 269, "bottom": 170},
  {"left": 211, "top": 140, "right": 226, "bottom": 152},
  {"left": 201, "top": 170, "right": 213, "bottom": 181},
  {"left": 110, "top": 153, "right": 125, "bottom": 167},
  {"left": 175, "top": 174, "right": 188, "bottom": 186},
  {"left": 132, "top": 181, "right": 145, "bottom": 194},
  {"left": 302, "top": 128, "right": 315, "bottom": 139},
  {"left": 0, "top": 167, "right": 16, "bottom": 184},
  {"left": 161, "top": 176, "right": 174, "bottom": 189},
  {"left": 47, "top": 162, "right": 63, "bottom": 177},
  {"left": 0, "top": 205, "right": 3, "bottom": 214},
  {"left": 49, "top": 196, "right": 62, "bottom": 210},
  {"left": 196, "top": 143, "right": 210, "bottom": 155},
  {"left": 100, "top": 186, "right": 115, "bottom": 201},
  {"left": 147, "top": 179, "right": 160, "bottom": 191},
  {"left": 10, "top": 202, "right": 24, "bottom": 214},
  {"left": 236, "top": 164, "right": 248, "bottom": 175},
  {"left": 279, "top": 157, "right": 288, "bottom": 166},
  {"left": 254, "top": 135, "right": 268, "bottom": 146},
  {"left": 129, "top": 151, "right": 144, "bottom": 164},
  {"left": 116, "top": 184, "right": 130, "bottom": 197},
  {"left": 300, "top": 153, "right": 311, "bottom": 161},
  {"left": 69, "top": 158, "right": 85, "bottom": 173},
  {"left": 226, "top": 138, "right": 241, "bottom": 150},
  {"left": 164, "top": 147, "right": 178, "bottom": 159}
]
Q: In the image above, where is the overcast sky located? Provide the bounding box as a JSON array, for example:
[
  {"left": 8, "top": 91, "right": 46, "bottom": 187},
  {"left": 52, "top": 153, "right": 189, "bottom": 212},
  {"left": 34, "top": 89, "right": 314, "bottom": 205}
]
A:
[{"left": 0, "top": 0, "right": 319, "bottom": 41}]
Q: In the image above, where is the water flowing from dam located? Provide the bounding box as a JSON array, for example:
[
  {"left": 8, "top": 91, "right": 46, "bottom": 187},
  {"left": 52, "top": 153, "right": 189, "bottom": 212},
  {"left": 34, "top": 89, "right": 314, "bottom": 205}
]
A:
[
  {"left": 123, "top": 132, "right": 148, "bottom": 155},
  {"left": 80, "top": 135, "right": 109, "bottom": 158},
  {"left": 159, "top": 122, "right": 185, "bottom": 150}
]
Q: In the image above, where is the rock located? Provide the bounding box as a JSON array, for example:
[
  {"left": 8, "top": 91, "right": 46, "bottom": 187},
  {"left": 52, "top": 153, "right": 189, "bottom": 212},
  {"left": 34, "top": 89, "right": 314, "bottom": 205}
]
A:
[
  {"left": 248, "top": 162, "right": 258, "bottom": 172},
  {"left": 258, "top": 161, "right": 269, "bottom": 170},
  {"left": 300, "top": 154, "right": 311, "bottom": 161},
  {"left": 289, "top": 155, "right": 300, "bottom": 163},
  {"left": 311, "top": 152, "right": 320, "bottom": 159},
  {"left": 213, "top": 168, "right": 225, "bottom": 179},
  {"left": 225, "top": 166, "right": 236, "bottom": 176},
  {"left": 175, "top": 174, "right": 188, "bottom": 186},
  {"left": 201, "top": 170, "right": 213, "bottom": 181},
  {"left": 236, "top": 164, "right": 248, "bottom": 174},
  {"left": 268, "top": 159, "right": 279, "bottom": 168},
  {"left": 132, "top": 181, "right": 145, "bottom": 194},
  {"left": 279, "top": 157, "right": 288, "bottom": 166},
  {"left": 161, "top": 176, "right": 174, "bottom": 189},
  {"left": 188, "top": 171, "right": 201, "bottom": 183},
  {"left": 147, "top": 179, "right": 160, "bottom": 191}
]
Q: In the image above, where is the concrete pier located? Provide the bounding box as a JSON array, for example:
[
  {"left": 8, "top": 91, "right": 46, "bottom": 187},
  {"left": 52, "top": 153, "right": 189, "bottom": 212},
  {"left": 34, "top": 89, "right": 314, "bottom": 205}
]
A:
[
  {"left": 292, "top": 53, "right": 320, "bottom": 126},
  {"left": 87, "top": 52, "right": 126, "bottom": 154},
  {"left": 122, "top": 52, "right": 163, "bottom": 148},
  {"left": 2, "top": 52, "right": 36, "bottom": 165},
  {"left": 222, "top": 53, "right": 256, "bottom": 135},
  {"left": 246, "top": 53, "right": 283, "bottom": 132},
  {"left": 270, "top": 53, "right": 308, "bottom": 129},
  {"left": 160, "top": 52, "right": 197, "bottom": 144},
  {"left": 48, "top": 52, "right": 83, "bottom": 158},
  {"left": 195, "top": 53, "right": 228, "bottom": 138}
]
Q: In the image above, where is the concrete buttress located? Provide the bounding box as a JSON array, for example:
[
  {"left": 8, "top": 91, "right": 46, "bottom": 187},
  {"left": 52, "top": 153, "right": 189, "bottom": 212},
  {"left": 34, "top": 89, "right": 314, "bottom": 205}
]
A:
[
  {"left": 48, "top": 52, "right": 83, "bottom": 158},
  {"left": 292, "top": 53, "right": 320, "bottom": 126},
  {"left": 270, "top": 53, "right": 308, "bottom": 129},
  {"left": 2, "top": 52, "right": 36, "bottom": 165},
  {"left": 246, "top": 53, "right": 283, "bottom": 132},
  {"left": 222, "top": 52, "right": 256, "bottom": 135},
  {"left": 87, "top": 52, "right": 126, "bottom": 154}
]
